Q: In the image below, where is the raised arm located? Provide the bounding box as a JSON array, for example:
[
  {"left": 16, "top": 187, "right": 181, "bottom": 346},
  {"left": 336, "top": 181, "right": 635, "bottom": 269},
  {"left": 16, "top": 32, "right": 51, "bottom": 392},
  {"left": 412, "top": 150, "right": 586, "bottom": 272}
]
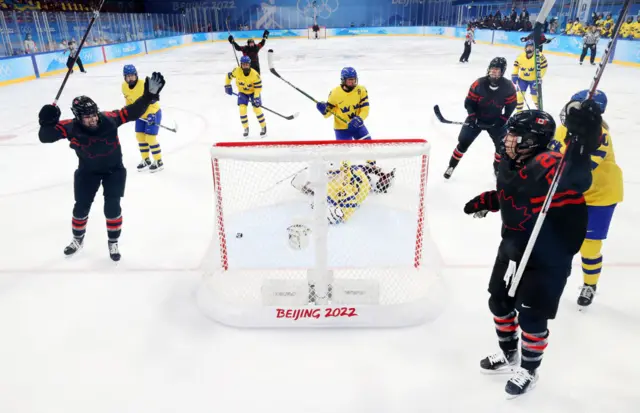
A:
[
  {"left": 38, "top": 104, "right": 70, "bottom": 143},
  {"left": 106, "top": 72, "right": 165, "bottom": 127}
]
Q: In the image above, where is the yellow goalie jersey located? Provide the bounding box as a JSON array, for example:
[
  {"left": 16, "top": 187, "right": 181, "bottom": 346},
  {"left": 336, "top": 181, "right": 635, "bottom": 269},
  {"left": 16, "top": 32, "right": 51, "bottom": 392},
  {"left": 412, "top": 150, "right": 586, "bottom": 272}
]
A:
[
  {"left": 121, "top": 80, "right": 160, "bottom": 118},
  {"left": 549, "top": 123, "right": 623, "bottom": 206},
  {"left": 326, "top": 163, "right": 371, "bottom": 224},
  {"left": 325, "top": 84, "right": 369, "bottom": 130},
  {"left": 512, "top": 52, "right": 548, "bottom": 82},
  {"left": 225, "top": 66, "right": 262, "bottom": 97}
]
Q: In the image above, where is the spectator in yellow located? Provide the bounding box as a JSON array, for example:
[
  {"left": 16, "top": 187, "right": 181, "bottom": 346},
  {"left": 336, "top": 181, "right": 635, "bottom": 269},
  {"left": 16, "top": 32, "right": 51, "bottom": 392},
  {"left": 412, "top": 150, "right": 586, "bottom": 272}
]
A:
[
  {"left": 620, "top": 17, "right": 634, "bottom": 38},
  {"left": 571, "top": 18, "right": 585, "bottom": 35},
  {"left": 633, "top": 16, "right": 640, "bottom": 39},
  {"left": 601, "top": 14, "right": 614, "bottom": 37},
  {"left": 565, "top": 18, "right": 574, "bottom": 34}
]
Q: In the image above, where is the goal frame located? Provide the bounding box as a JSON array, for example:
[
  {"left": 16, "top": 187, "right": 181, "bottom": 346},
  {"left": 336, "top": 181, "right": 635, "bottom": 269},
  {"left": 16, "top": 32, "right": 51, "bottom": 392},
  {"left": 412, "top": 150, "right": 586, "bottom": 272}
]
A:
[
  {"left": 308, "top": 26, "right": 327, "bottom": 39},
  {"left": 201, "top": 139, "right": 440, "bottom": 328}
]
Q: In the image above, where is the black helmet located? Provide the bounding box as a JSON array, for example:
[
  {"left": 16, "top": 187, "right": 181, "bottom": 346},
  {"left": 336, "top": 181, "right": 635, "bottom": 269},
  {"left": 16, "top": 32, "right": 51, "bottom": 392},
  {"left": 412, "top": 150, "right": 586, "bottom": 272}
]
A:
[
  {"left": 487, "top": 57, "right": 507, "bottom": 85},
  {"left": 505, "top": 110, "right": 556, "bottom": 161},
  {"left": 71, "top": 96, "right": 99, "bottom": 122}
]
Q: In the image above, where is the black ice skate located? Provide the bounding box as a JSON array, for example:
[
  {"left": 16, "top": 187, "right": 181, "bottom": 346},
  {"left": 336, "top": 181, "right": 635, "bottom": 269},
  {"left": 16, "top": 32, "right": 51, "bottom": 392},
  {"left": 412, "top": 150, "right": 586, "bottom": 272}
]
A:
[
  {"left": 375, "top": 168, "right": 396, "bottom": 193},
  {"left": 108, "top": 241, "right": 121, "bottom": 261},
  {"left": 149, "top": 159, "right": 164, "bottom": 173},
  {"left": 64, "top": 237, "right": 84, "bottom": 256},
  {"left": 505, "top": 368, "right": 538, "bottom": 398},
  {"left": 480, "top": 350, "right": 519, "bottom": 374},
  {"left": 444, "top": 166, "right": 455, "bottom": 179},
  {"left": 243, "top": 128, "right": 249, "bottom": 138},
  {"left": 137, "top": 158, "right": 152, "bottom": 172},
  {"left": 577, "top": 283, "right": 597, "bottom": 308},
  {"left": 260, "top": 126, "right": 267, "bottom": 138}
]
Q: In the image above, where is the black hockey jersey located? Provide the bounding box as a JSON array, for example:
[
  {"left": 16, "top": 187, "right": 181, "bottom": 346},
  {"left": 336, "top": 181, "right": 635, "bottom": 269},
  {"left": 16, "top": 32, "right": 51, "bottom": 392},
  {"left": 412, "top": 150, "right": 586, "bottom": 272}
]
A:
[
  {"left": 465, "top": 76, "right": 517, "bottom": 124},
  {"left": 494, "top": 148, "right": 592, "bottom": 266},
  {"left": 39, "top": 95, "right": 153, "bottom": 172}
]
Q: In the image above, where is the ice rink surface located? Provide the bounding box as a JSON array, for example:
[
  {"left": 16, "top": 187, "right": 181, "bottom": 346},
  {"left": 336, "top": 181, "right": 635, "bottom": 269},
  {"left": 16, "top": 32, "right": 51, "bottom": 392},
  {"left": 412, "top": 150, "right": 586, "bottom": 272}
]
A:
[{"left": 1, "top": 36, "right": 639, "bottom": 412}]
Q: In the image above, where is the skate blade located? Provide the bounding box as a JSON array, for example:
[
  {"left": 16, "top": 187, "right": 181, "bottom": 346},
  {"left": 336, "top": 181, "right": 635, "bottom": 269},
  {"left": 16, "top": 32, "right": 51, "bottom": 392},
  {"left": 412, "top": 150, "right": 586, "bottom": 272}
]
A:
[
  {"left": 480, "top": 365, "right": 517, "bottom": 375},
  {"left": 150, "top": 166, "right": 164, "bottom": 173}
]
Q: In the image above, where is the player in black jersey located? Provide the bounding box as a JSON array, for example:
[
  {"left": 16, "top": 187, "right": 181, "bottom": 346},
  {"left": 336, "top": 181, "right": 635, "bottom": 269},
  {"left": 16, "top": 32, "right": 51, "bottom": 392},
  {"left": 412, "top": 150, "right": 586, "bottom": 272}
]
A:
[
  {"left": 463, "top": 100, "right": 603, "bottom": 397},
  {"left": 38, "top": 72, "right": 166, "bottom": 261},
  {"left": 444, "top": 57, "right": 517, "bottom": 180}
]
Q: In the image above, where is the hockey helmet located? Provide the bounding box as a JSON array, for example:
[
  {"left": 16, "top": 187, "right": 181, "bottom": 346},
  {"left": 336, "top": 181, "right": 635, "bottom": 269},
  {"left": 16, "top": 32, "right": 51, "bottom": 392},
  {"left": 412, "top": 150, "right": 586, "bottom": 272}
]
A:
[
  {"left": 240, "top": 55, "right": 251, "bottom": 65},
  {"left": 340, "top": 67, "right": 358, "bottom": 91},
  {"left": 71, "top": 96, "right": 100, "bottom": 129},
  {"left": 505, "top": 110, "right": 556, "bottom": 162},
  {"left": 571, "top": 89, "right": 607, "bottom": 114},
  {"left": 487, "top": 57, "right": 507, "bottom": 85},
  {"left": 123, "top": 64, "right": 137, "bottom": 76},
  {"left": 247, "top": 38, "right": 255, "bottom": 46}
]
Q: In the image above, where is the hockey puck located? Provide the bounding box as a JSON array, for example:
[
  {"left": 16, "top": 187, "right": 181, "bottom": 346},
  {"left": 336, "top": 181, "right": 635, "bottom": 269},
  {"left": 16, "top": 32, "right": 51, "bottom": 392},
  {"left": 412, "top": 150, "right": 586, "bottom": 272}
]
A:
[{"left": 236, "top": 233, "right": 243, "bottom": 238}]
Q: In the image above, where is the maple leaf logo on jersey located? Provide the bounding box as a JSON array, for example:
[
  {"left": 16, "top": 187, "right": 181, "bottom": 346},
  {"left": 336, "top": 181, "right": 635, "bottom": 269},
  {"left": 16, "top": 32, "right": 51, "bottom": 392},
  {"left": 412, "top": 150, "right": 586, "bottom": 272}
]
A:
[{"left": 498, "top": 189, "right": 532, "bottom": 231}]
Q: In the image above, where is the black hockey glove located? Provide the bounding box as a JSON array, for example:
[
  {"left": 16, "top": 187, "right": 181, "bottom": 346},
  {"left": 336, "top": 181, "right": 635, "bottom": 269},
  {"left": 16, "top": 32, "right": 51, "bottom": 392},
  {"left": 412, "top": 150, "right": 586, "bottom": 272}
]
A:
[
  {"left": 263, "top": 30, "right": 270, "bottom": 39},
  {"left": 464, "top": 113, "right": 478, "bottom": 129},
  {"left": 144, "top": 72, "right": 166, "bottom": 103},
  {"left": 564, "top": 99, "right": 603, "bottom": 155},
  {"left": 228, "top": 35, "right": 234, "bottom": 43},
  {"left": 38, "top": 104, "right": 61, "bottom": 126},
  {"left": 464, "top": 191, "right": 500, "bottom": 216}
]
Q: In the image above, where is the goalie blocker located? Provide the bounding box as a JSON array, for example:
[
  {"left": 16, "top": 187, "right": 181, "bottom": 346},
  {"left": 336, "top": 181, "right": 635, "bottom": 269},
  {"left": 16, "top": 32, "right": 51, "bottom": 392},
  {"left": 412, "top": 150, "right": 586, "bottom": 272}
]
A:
[{"left": 199, "top": 139, "right": 444, "bottom": 328}]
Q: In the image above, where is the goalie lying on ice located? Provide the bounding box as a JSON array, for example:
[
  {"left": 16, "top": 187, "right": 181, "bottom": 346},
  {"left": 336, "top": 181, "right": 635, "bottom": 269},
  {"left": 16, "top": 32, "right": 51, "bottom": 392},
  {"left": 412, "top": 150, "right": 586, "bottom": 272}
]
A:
[{"left": 291, "top": 161, "right": 395, "bottom": 224}]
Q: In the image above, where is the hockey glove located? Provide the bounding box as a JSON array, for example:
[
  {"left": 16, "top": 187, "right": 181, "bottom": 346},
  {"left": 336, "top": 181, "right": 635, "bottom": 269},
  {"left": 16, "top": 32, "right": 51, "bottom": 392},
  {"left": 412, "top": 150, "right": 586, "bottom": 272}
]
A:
[
  {"left": 348, "top": 116, "right": 364, "bottom": 131},
  {"left": 464, "top": 113, "right": 478, "bottom": 129},
  {"left": 564, "top": 99, "right": 603, "bottom": 155},
  {"left": 263, "top": 30, "right": 270, "bottom": 39},
  {"left": 144, "top": 72, "right": 165, "bottom": 102},
  {"left": 224, "top": 85, "right": 232, "bottom": 96},
  {"left": 253, "top": 96, "right": 262, "bottom": 107},
  {"left": 146, "top": 113, "right": 156, "bottom": 125},
  {"left": 316, "top": 101, "right": 328, "bottom": 115},
  {"left": 228, "top": 35, "right": 234, "bottom": 43},
  {"left": 464, "top": 191, "right": 500, "bottom": 216},
  {"left": 38, "top": 104, "right": 61, "bottom": 126}
]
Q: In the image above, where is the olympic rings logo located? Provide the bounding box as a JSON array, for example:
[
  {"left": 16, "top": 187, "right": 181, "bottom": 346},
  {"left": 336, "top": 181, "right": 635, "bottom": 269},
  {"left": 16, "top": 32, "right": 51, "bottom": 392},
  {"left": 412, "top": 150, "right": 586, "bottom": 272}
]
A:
[{"left": 297, "top": 0, "right": 339, "bottom": 20}]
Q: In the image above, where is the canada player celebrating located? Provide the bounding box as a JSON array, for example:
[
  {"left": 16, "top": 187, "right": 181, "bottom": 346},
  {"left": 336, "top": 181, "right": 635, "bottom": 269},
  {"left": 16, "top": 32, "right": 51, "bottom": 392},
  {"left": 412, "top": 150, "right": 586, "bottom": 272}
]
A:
[
  {"left": 463, "top": 100, "right": 603, "bottom": 397},
  {"left": 38, "top": 73, "right": 166, "bottom": 261},
  {"left": 444, "top": 57, "right": 517, "bottom": 179},
  {"left": 228, "top": 30, "right": 269, "bottom": 74}
]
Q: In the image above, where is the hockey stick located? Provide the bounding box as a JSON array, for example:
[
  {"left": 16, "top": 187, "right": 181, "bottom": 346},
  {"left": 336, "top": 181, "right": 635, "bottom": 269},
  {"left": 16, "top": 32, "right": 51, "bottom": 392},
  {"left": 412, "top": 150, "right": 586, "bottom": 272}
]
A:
[
  {"left": 507, "top": 0, "right": 632, "bottom": 298},
  {"left": 140, "top": 118, "right": 178, "bottom": 133},
  {"left": 260, "top": 166, "right": 308, "bottom": 194},
  {"left": 53, "top": 0, "right": 106, "bottom": 106},
  {"left": 231, "top": 92, "right": 299, "bottom": 120},
  {"left": 530, "top": 0, "right": 556, "bottom": 111},
  {"left": 433, "top": 105, "right": 494, "bottom": 128},
  {"left": 267, "top": 49, "right": 349, "bottom": 125},
  {"left": 226, "top": 16, "right": 240, "bottom": 66}
]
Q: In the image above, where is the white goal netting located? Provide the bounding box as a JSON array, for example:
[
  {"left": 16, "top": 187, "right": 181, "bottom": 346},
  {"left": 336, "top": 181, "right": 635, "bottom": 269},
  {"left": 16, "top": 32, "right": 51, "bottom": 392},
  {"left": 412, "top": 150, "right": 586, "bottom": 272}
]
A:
[{"left": 198, "top": 139, "right": 444, "bottom": 327}]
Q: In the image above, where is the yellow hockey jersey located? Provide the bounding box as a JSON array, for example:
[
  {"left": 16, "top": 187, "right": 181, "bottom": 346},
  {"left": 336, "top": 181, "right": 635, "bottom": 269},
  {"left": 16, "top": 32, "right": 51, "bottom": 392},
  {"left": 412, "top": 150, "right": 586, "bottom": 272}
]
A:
[
  {"left": 512, "top": 52, "right": 547, "bottom": 82},
  {"left": 326, "top": 163, "right": 371, "bottom": 224},
  {"left": 601, "top": 17, "right": 614, "bottom": 36},
  {"left": 633, "top": 21, "right": 640, "bottom": 38},
  {"left": 549, "top": 123, "right": 623, "bottom": 206},
  {"left": 225, "top": 67, "right": 262, "bottom": 97},
  {"left": 621, "top": 21, "right": 634, "bottom": 38},
  {"left": 324, "top": 84, "right": 370, "bottom": 130},
  {"left": 571, "top": 22, "right": 585, "bottom": 35},
  {"left": 121, "top": 80, "right": 160, "bottom": 118}
]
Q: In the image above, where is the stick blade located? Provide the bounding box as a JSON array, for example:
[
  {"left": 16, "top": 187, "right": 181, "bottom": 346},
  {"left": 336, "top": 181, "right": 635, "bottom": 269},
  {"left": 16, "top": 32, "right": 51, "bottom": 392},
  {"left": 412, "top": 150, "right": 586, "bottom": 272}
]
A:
[
  {"left": 267, "top": 49, "right": 280, "bottom": 77},
  {"left": 286, "top": 112, "right": 300, "bottom": 120},
  {"left": 433, "top": 105, "right": 448, "bottom": 123}
]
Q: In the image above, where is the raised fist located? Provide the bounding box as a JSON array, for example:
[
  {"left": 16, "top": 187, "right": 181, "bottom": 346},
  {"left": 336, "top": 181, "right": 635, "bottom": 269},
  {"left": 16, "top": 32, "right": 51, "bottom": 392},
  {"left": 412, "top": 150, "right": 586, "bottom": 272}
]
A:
[
  {"left": 144, "top": 72, "right": 165, "bottom": 102},
  {"left": 39, "top": 104, "right": 61, "bottom": 126},
  {"left": 228, "top": 35, "right": 234, "bottom": 43},
  {"left": 564, "top": 98, "right": 603, "bottom": 154}
]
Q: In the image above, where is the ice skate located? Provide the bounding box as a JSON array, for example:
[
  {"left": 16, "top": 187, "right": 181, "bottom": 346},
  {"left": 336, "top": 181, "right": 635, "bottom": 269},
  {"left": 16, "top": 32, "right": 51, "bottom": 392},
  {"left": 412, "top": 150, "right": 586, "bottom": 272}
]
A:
[
  {"left": 108, "top": 241, "right": 121, "bottom": 262},
  {"left": 260, "top": 126, "right": 267, "bottom": 138},
  {"left": 444, "top": 166, "right": 455, "bottom": 179},
  {"left": 243, "top": 128, "right": 249, "bottom": 138},
  {"left": 505, "top": 368, "right": 538, "bottom": 398},
  {"left": 64, "top": 237, "right": 84, "bottom": 257},
  {"left": 480, "top": 350, "right": 518, "bottom": 375},
  {"left": 137, "top": 158, "right": 151, "bottom": 172},
  {"left": 149, "top": 159, "right": 164, "bottom": 173},
  {"left": 577, "top": 283, "right": 597, "bottom": 309}
]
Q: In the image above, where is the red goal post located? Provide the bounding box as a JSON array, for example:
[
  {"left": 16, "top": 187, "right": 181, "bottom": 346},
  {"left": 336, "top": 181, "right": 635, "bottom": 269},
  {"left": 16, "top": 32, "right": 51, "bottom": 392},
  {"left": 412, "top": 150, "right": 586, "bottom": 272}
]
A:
[
  {"left": 308, "top": 26, "right": 327, "bottom": 39},
  {"left": 199, "top": 139, "right": 443, "bottom": 328}
]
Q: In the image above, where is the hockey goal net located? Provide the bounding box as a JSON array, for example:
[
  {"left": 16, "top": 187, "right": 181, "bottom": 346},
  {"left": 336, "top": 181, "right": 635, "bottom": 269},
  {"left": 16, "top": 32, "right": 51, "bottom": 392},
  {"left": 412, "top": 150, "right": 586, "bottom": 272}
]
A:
[
  {"left": 308, "top": 26, "right": 327, "bottom": 39},
  {"left": 199, "top": 139, "right": 442, "bottom": 327}
]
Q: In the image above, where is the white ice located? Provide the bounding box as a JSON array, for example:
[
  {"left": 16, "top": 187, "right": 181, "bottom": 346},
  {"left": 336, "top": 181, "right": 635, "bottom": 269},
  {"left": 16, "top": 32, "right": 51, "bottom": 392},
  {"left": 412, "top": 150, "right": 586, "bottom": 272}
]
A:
[{"left": 1, "top": 36, "right": 639, "bottom": 412}]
